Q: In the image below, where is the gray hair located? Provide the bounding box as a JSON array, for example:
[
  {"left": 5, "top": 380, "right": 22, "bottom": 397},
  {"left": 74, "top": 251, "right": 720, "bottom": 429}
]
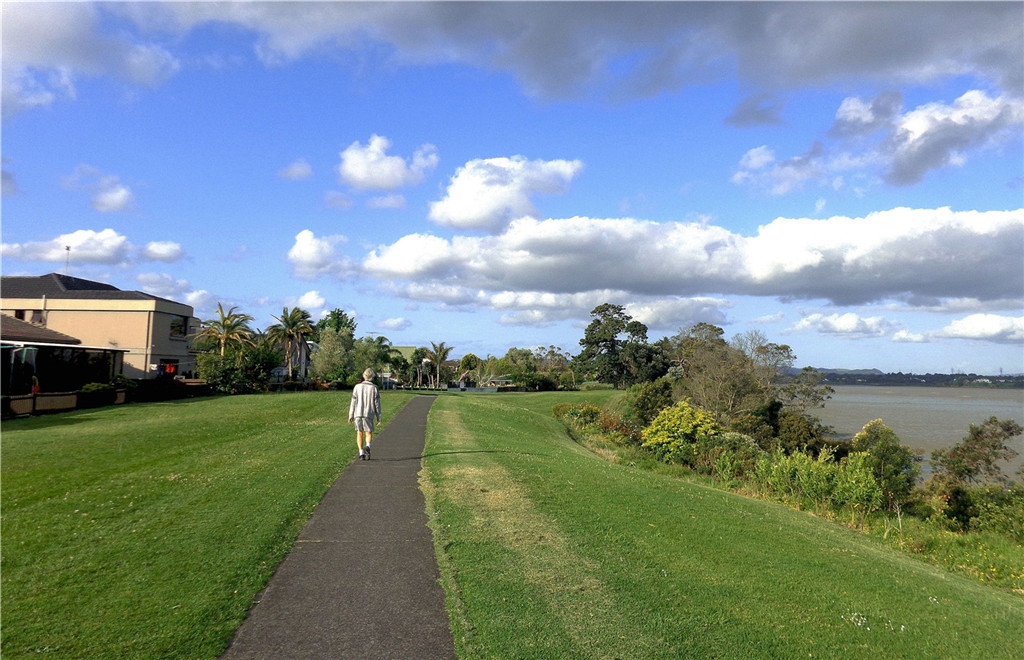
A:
[{"left": 363, "top": 368, "right": 375, "bottom": 381}]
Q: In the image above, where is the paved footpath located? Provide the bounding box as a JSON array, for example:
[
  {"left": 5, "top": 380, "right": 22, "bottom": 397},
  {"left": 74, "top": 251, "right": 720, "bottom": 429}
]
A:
[{"left": 222, "top": 395, "right": 456, "bottom": 659}]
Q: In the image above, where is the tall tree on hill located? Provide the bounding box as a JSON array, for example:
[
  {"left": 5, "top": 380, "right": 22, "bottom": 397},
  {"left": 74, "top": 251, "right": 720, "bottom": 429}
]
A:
[
  {"left": 267, "top": 306, "right": 314, "bottom": 379},
  {"left": 578, "top": 304, "right": 665, "bottom": 388},
  {"left": 194, "top": 303, "right": 255, "bottom": 356}
]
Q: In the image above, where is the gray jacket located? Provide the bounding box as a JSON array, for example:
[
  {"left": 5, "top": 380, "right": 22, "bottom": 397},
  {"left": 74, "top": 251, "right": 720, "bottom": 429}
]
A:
[{"left": 348, "top": 380, "right": 381, "bottom": 421}]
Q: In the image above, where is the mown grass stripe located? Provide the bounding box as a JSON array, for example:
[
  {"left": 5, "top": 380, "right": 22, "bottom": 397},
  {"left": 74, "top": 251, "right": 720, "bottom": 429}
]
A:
[{"left": 422, "top": 392, "right": 1024, "bottom": 659}]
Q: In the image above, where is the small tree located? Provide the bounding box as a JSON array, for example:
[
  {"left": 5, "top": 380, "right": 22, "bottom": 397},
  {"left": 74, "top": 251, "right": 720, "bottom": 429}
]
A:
[
  {"left": 267, "top": 307, "right": 314, "bottom": 380},
  {"left": 193, "top": 303, "right": 255, "bottom": 356},
  {"left": 932, "top": 417, "right": 1022, "bottom": 485},
  {"left": 851, "top": 419, "right": 920, "bottom": 510}
]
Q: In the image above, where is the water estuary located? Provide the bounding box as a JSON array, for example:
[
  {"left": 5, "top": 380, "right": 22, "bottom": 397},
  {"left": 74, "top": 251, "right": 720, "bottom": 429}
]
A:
[{"left": 816, "top": 385, "right": 1024, "bottom": 476}]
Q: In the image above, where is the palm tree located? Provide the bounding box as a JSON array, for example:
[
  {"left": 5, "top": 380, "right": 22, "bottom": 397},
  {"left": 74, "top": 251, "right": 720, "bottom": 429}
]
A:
[
  {"left": 424, "top": 341, "right": 454, "bottom": 389},
  {"left": 267, "top": 307, "right": 314, "bottom": 379},
  {"left": 194, "top": 303, "right": 255, "bottom": 356}
]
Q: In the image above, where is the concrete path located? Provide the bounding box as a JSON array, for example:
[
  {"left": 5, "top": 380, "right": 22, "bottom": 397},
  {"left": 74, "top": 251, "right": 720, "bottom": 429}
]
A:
[{"left": 222, "top": 395, "right": 456, "bottom": 659}]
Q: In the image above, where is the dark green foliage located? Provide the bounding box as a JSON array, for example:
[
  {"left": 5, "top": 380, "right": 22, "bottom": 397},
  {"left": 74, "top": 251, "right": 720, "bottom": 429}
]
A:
[
  {"left": 577, "top": 304, "right": 666, "bottom": 388},
  {"left": 624, "top": 377, "right": 673, "bottom": 426},
  {"left": 776, "top": 410, "right": 826, "bottom": 453},
  {"left": 943, "top": 486, "right": 978, "bottom": 531},
  {"left": 729, "top": 400, "right": 783, "bottom": 449},
  {"left": 196, "top": 345, "right": 280, "bottom": 395}
]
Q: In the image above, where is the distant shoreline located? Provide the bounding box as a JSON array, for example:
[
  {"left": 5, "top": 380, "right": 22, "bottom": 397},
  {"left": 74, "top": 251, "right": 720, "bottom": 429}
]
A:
[{"left": 799, "top": 370, "right": 1024, "bottom": 389}]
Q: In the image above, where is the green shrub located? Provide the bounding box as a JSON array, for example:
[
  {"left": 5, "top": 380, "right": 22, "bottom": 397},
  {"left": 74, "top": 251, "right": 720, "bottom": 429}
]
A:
[
  {"left": 969, "top": 483, "right": 1024, "bottom": 543},
  {"left": 834, "top": 452, "right": 883, "bottom": 525},
  {"left": 624, "top": 378, "right": 673, "bottom": 426},
  {"left": 110, "top": 374, "right": 138, "bottom": 389},
  {"left": 641, "top": 400, "right": 721, "bottom": 465},
  {"left": 80, "top": 382, "right": 115, "bottom": 393},
  {"left": 552, "top": 403, "right": 573, "bottom": 419}
]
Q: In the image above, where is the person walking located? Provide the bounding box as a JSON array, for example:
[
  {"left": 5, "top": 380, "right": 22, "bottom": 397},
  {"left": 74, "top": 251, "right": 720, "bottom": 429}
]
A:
[{"left": 349, "top": 368, "right": 381, "bottom": 460}]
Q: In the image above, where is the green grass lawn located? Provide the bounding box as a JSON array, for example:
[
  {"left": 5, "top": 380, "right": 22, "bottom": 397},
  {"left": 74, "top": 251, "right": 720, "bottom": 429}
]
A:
[
  {"left": 0, "top": 391, "right": 414, "bottom": 658},
  {"left": 422, "top": 393, "right": 1024, "bottom": 659}
]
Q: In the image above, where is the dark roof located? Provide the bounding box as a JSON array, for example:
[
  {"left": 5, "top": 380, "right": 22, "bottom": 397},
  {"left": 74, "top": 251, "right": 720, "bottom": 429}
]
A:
[
  {"left": 1, "top": 273, "right": 181, "bottom": 305},
  {"left": 0, "top": 314, "right": 82, "bottom": 345}
]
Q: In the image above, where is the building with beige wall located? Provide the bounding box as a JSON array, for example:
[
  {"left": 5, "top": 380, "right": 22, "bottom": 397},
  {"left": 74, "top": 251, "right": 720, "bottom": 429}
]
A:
[{"left": 1, "top": 273, "right": 199, "bottom": 380}]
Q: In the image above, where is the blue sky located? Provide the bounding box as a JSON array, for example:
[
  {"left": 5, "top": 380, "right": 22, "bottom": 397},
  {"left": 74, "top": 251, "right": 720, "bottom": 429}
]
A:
[{"left": 3, "top": 1, "right": 1023, "bottom": 374}]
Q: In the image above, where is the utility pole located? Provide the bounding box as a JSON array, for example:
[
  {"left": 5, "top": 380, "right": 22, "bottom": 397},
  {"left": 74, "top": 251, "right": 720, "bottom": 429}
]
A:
[{"left": 64, "top": 245, "right": 71, "bottom": 274}]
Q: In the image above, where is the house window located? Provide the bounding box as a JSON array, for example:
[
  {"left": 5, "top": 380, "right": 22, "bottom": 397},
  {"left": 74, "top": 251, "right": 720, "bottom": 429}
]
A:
[{"left": 169, "top": 316, "right": 187, "bottom": 339}]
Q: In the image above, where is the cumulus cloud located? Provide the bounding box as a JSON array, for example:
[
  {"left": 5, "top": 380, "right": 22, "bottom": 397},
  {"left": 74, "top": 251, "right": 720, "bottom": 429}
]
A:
[
  {"left": 63, "top": 165, "right": 136, "bottom": 213},
  {"left": 0, "top": 228, "right": 180, "bottom": 266},
  {"left": 428, "top": 156, "right": 584, "bottom": 233},
  {"left": 378, "top": 317, "right": 411, "bottom": 331},
  {"left": 885, "top": 90, "right": 1024, "bottom": 185},
  {"left": 892, "top": 330, "right": 928, "bottom": 343},
  {"left": 137, "top": 272, "right": 191, "bottom": 299},
  {"left": 278, "top": 158, "right": 312, "bottom": 180},
  {"left": 792, "top": 312, "right": 897, "bottom": 337},
  {"left": 2, "top": 3, "right": 179, "bottom": 117},
  {"left": 286, "top": 230, "right": 355, "bottom": 279},
  {"left": 297, "top": 290, "right": 326, "bottom": 310},
  {"left": 338, "top": 135, "right": 438, "bottom": 190},
  {"left": 830, "top": 91, "right": 904, "bottom": 137},
  {"left": 142, "top": 241, "right": 184, "bottom": 262},
  {"left": 934, "top": 314, "right": 1024, "bottom": 343},
  {"left": 362, "top": 207, "right": 1023, "bottom": 315},
  {"left": 740, "top": 90, "right": 1024, "bottom": 194}
]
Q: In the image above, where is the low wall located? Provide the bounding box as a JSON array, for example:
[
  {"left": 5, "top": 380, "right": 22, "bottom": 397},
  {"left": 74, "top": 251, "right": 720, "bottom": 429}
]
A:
[{"left": 1, "top": 389, "right": 128, "bottom": 419}]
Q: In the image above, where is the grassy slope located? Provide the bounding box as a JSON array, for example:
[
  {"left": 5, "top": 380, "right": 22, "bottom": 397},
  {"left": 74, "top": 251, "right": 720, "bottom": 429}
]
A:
[
  {"left": 422, "top": 393, "right": 1023, "bottom": 659},
  {"left": 0, "top": 391, "right": 415, "bottom": 658}
]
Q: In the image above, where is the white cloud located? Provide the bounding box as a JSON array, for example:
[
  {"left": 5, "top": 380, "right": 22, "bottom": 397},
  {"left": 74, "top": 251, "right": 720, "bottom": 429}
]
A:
[
  {"left": 297, "top": 290, "right": 326, "bottom": 310},
  {"left": 287, "top": 230, "right": 354, "bottom": 280},
  {"left": 428, "top": 156, "right": 584, "bottom": 233},
  {"left": 142, "top": 241, "right": 184, "bottom": 262},
  {"left": 2, "top": 3, "right": 179, "bottom": 117},
  {"left": 792, "top": 312, "right": 896, "bottom": 337},
  {"left": 1, "top": 230, "right": 188, "bottom": 267},
  {"left": 63, "top": 165, "right": 136, "bottom": 213},
  {"left": 92, "top": 184, "right": 135, "bottom": 212},
  {"left": 278, "top": 158, "right": 312, "bottom": 180},
  {"left": 185, "top": 289, "right": 216, "bottom": 312},
  {"left": 338, "top": 134, "right": 438, "bottom": 190},
  {"left": 137, "top": 272, "right": 189, "bottom": 298},
  {"left": 735, "top": 90, "right": 1023, "bottom": 195},
  {"left": 935, "top": 314, "right": 1024, "bottom": 343},
  {"left": 3, "top": 229, "right": 131, "bottom": 265},
  {"left": 378, "top": 317, "right": 411, "bottom": 331},
  {"left": 885, "top": 91, "right": 1024, "bottom": 185},
  {"left": 892, "top": 330, "right": 928, "bottom": 343},
  {"left": 363, "top": 207, "right": 1022, "bottom": 322},
  {"left": 367, "top": 194, "right": 406, "bottom": 209}
]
